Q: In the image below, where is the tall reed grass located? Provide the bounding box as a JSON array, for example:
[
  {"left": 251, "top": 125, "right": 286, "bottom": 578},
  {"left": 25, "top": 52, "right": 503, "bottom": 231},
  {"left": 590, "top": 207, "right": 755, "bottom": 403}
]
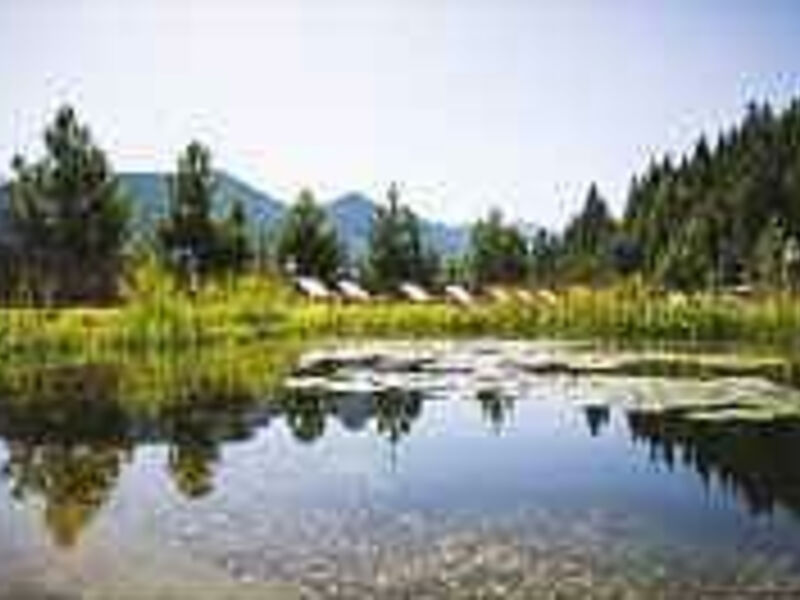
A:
[
  {"left": 287, "top": 284, "right": 800, "bottom": 351},
  {"left": 0, "top": 258, "right": 291, "bottom": 364},
  {"left": 1, "top": 264, "right": 799, "bottom": 363}
]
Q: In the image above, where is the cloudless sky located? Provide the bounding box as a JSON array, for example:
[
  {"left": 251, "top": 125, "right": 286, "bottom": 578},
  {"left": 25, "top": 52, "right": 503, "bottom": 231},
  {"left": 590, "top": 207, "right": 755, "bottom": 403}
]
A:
[{"left": 0, "top": 0, "right": 798, "bottom": 227}]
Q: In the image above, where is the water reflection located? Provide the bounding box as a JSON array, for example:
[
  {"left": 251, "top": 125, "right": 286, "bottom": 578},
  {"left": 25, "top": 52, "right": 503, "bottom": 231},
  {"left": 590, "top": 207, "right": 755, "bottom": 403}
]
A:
[
  {"left": 373, "top": 388, "right": 423, "bottom": 444},
  {"left": 1, "top": 352, "right": 800, "bottom": 551},
  {"left": 583, "top": 405, "right": 611, "bottom": 437},
  {"left": 279, "top": 388, "right": 329, "bottom": 444},
  {"left": 0, "top": 363, "right": 273, "bottom": 545},
  {"left": 477, "top": 388, "right": 514, "bottom": 434},
  {"left": 0, "top": 361, "right": 427, "bottom": 546},
  {"left": 628, "top": 410, "right": 800, "bottom": 518},
  {"left": 0, "top": 365, "right": 131, "bottom": 547},
  {"left": 161, "top": 384, "right": 259, "bottom": 498}
]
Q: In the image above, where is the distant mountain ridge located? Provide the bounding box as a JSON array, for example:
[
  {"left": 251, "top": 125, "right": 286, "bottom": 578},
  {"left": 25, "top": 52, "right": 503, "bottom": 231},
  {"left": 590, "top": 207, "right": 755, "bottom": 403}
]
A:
[
  {"left": 0, "top": 171, "right": 471, "bottom": 257},
  {"left": 116, "top": 172, "right": 470, "bottom": 257},
  {"left": 118, "top": 172, "right": 286, "bottom": 235}
]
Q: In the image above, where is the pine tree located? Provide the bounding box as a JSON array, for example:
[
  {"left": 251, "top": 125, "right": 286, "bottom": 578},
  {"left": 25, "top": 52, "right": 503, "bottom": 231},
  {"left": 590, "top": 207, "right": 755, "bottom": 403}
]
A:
[
  {"left": 366, "top": 183, "right": 438, "bottom": 292},
  {"left": 469, "top": 208, "right": 529, "bottom": 286},
  {"left": 563, "top": 183, "right": 615, "bottom": 255},
  {"left": 621, "top": 99, "right": 800, "bottom": 289},
  {"left": 560, "top": 183, "right": 617, "bottom": 283},
  {"left": 275, "top": 188, "right": 343, "bottom": 282},
  {"left": 157, "top": 142, "right": 253, "bottom": 281},
  {"left": 215, "top": 198, "right": 252, "bottom": 274},
  {"left": 529, "top": 228, "right": 561, "bottom": 286},
  {"left": 752, "top": 217, "right": 786, "bottom": 289},
  {"left": 158, "top": 141, "right": 219, "bottom": 279},
  {"left": 9, "top": 105, "right": 129, "bottom": 303},
  {"left": 783, "top": 236, "right": 800, "bottom": 292}
]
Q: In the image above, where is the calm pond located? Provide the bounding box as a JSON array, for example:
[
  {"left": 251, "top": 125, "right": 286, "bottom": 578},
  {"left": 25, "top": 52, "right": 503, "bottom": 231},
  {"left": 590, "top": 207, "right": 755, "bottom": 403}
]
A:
[{"left": 1, "top": 340, "right": 800, "bottom": 598}]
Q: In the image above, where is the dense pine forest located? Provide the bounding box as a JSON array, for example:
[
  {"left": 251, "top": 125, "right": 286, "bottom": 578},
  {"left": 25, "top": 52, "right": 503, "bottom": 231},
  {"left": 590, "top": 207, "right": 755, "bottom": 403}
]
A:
[
  {"left": 623, "top": 101, "right": 800, "bottom": 290},
  {"left": 2, "top": 100, "right": 800, "bottom": 305},
  {"left": 535, "top": 100, "right": 800, "bottom": 290}
]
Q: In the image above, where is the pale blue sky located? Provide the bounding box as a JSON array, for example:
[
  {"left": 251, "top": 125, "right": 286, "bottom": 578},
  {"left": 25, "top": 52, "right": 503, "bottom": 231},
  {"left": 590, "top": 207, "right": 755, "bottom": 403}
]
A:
[{"left": 0, "top": 0, "right": 798, "bottom": 227}]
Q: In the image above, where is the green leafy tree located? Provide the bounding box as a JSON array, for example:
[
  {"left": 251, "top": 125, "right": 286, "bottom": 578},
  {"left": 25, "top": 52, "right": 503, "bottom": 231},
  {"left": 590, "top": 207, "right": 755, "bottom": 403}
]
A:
[
  {"left": 366, "top": 183, "right": 439, "bottom": 291},
  {"left": 275, "top": 188, "right": 343, "bottom": 281},
  {"left": 469, "top": 208, "right": 529, "bottom": 286},
  {"left": 8, "top": 105, "right": 129, "bottom": 303}
]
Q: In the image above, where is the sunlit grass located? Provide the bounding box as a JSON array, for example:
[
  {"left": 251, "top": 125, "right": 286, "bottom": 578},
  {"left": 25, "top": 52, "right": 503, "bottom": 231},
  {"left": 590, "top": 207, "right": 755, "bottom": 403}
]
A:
[
  {"left": 0, "top": 264, "right": 799, "bottom": 362},
  {"left": 287, "top": 285, "right": 800, "bottom": 351},
  {"left": 0, "top": 260, "right": 292, "bottom": 364}
]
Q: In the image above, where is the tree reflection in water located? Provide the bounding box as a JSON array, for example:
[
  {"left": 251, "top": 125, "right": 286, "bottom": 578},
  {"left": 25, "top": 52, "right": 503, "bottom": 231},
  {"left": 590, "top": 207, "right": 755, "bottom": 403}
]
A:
[
  {"left": 279, "top": 388, "right": 329, "bottom": 443},
  {"left": 0, "top": 362, "right": 429, "bottom": 546},
  {"left": 162, "top": 382, "right": 258, "bottom": 499},
  {"left": 373, "top": 388, "right": 422, "bottom": 445},
  {"left": 2, "top": 357, "right": 800, "bottom": 550},
  {"left": 583, "top": 405, "right": 611, "bottom": 437},
  {"left": 0, "top": 365, "right": 130, "bottom": 547},
  {"left": 275, "top": 386, "right": 423, "bottom": 446},
  {"left": 628, "top": 410, "right": 800, "bottom": 518},
  {"left": 477, "top": 388, "right": 514, "bottom": 434},
  {"left": 0, "top": 364, "right": 268, "bottom": 546}
]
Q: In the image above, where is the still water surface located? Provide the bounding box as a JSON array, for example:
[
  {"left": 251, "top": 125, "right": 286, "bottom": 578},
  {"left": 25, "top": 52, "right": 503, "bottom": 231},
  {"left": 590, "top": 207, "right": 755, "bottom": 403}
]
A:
[{"left": 1, "top": 340, "right": 800, "bottom": 598}]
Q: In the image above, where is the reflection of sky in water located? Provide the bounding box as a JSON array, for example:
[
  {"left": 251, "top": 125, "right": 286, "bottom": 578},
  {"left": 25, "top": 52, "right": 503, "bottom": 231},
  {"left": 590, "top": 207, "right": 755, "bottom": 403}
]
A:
[{"left": 1, "top": 343, "right": 800, "bottom": 595}]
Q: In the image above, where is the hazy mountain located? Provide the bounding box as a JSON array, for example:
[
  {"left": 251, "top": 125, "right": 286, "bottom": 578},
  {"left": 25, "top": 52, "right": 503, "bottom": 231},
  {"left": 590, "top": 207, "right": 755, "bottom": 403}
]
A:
[
  {"left": 119, "top": 173, "right": 470, "bottom": 257},
  {"left": 325, "top": 191, "right": 469, "bottom": 258},
  {"left": 0, "top": 172, "right": 471, "bottom": 258},
  {"left": 325, "top": 192, "right": 379, "bottom": 257},
  {"left": 423, "top": 219, "right": 471, "bottom": 257},
  {"left": 118, "top": 171, "right": 285, "bottom": 235}
]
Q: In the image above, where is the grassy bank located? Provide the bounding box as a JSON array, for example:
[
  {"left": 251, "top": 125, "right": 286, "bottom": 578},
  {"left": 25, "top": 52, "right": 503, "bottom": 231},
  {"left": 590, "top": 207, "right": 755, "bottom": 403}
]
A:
[
  {"left": 1, "top": 269, "right": 799, "bottom": 363},
  {"left": 0, "top": 265, "right": 289, "bottom": 364},
  {"left": 287, "top": 286, "right": 800, "bottom": 349}
]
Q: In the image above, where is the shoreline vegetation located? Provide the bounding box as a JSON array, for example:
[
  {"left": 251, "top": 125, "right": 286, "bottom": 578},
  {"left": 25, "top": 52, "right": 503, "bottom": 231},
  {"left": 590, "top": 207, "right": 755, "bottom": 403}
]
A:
[
  {"left": 3, "top": 102, "right": 800, "bottom": 365},
  {"left": 2, "top": 264, "right": 799, "bottom": 366}
]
